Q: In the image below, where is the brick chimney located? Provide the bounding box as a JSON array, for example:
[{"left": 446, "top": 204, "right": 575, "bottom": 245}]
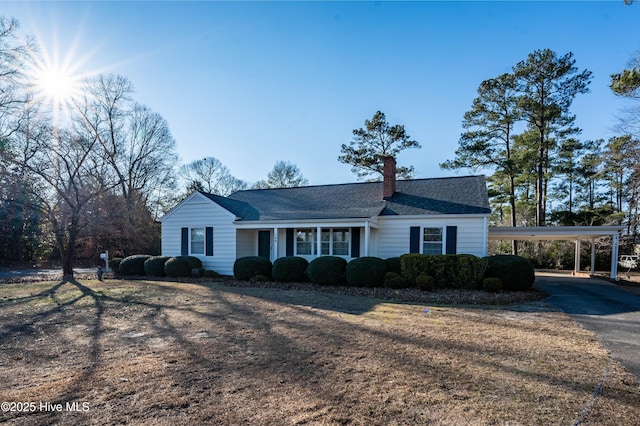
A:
[{"left": 383, "top": 155, "right": 396, "bottom": 199}]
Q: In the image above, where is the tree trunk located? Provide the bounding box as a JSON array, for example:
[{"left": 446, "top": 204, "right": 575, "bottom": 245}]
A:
[
  {"left": 62, "top": 249, "right": 74, "bottom": 278},
  {"left": 509, "top": 175, "right": 518, "bottom": 256},
  {"left": 536, "top": 162, "right": 545, "bottom": 226}
]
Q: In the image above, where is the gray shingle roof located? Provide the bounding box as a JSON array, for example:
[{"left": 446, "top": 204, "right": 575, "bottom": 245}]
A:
[{"left": 201, "top": 175, "right": 490, "bottom": 221}]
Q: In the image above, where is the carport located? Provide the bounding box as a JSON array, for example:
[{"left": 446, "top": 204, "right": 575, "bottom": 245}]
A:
[{"left": 488, "top": 226, "right": 624, "bottom": 279}]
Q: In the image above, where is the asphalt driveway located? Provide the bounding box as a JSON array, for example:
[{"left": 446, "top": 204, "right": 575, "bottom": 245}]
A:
[{"left": 535, "top": 272, "right": 640, "bottom": 384}]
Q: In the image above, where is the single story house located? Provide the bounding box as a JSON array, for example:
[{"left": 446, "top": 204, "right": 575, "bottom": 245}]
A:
[{"left": 160, "top": 157, "right": 491, "bottom": 276}]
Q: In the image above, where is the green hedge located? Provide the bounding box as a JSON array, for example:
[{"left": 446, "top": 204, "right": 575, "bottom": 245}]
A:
[
  {"left": 109, "top": 258, "right": 123, "bottom": 274},
  {"left": 234, "top": 256, "right": 273, "bottom": 281},
  {"left": 484, "top": 255, "right": 535, "bottom": 291},
  {"left": 384, "top": 257, "right": 402, "bottom": 274},
  {"left": 176, "top": 256, "right": 203, "bottom": 269},
  {"left": 482, "top": 277, "right": 502, "bottom": 292},
  {"left": 346, "top": 257, "right": 387, "bottom": 288},
  {"left": 272, "top": 256, "right": 309, "bottom": 282},
  {"left": 164, "top": 257, "right": 192, "bottom": 278},
  {"left": 119, "top": 255, "right": 152, "bottom": 276},
  {"left": 307, "top": 256, "right": 347, "bottom": 286},
  {"left": 415, "top": 274, "right": 435, "bottom": 291},
  {"left": 400, "top": 254, "right": 487, "bottom": 290},
  {"left": 383, "top": 272, "right": 407, "bottom": 289},
  {"left": 144, "top": 256, "right": 171, "bottom": 277}
]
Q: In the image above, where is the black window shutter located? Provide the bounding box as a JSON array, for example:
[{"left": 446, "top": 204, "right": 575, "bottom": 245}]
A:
[
  {"left": 206, "top": 227, "right": 214, "bottom": 256},
  {"left": 409, "top": 226, "right": 420, "bottom": 253},
  {"left": 351, "top": 227, "right": 360, "bottom": 258},
  {"left": 286, "top": 228, "right": 294, "bottom": 257},
  {"left": 181, "top": 228, "right": 189, "bottom": 256},
  {"left": 446, "top": 226, "right": 457, "bottom": 254}
]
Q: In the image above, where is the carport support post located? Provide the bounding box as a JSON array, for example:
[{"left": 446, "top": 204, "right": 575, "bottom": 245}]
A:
[
  {"left": 611, "top": 233, "right": 620, "bottom": 280},
  {"left": 590, "top": 238, "right": 596, "bottom": 276},
  {"left": 574, "top": 240, "right": 581, "bottom": 275}
]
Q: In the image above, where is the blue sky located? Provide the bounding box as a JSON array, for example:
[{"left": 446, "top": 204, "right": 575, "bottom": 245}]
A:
[{"left": 4, "top": 1, "right": 640, "bottom": 186}]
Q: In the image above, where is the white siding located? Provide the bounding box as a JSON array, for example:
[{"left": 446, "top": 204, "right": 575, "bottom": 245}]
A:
[
  {"left": 375, "top": 216, "right": 488, "bottom": 259},
  {"left": 161, "top": 194, "right": 237, "bottom": 275},
  {"left": 236, "top": 230, "right": 256, "bottom": 259}
]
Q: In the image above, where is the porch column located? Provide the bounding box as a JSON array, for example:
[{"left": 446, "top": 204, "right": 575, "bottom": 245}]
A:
[
  {"left": 316, "top": 226, "right": 322, "bottom": 256},
  {"left": 590, "top": 238, "right": 596, "bottom": 276},
  {"left": 574, "top": 240, "right": 581, "bottom": 274},
  {"left": 611, "top": 232, "right": 620, "bottom": 280},
  {"left": 364, "top": 221, "right": 370, "bottom": 257},
  {"left": 273, "top": 227, "right": 279, "bottom": 260}
]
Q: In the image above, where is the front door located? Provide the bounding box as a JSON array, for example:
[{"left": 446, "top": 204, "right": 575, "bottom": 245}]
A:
[{"left": 258, "top": 230, "right": 271, "bottom": 260}]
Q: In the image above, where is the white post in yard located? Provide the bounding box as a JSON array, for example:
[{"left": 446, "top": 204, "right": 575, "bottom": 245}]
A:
[
  {"left": 574, "top": 240, "right": 581, "bottom": 275},
  {"left": 100, "top": 250, "right": 110, "bottom": 272}
]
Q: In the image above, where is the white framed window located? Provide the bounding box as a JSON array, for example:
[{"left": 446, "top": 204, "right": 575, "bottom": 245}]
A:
[
  {"left": 423, "top": 227, "right": 443, "bottom": 255},
  {"left": 332, "top": 228, "right": 350, "bottom": 256},
  {"left": 191, "top": 228, "right": 205, "bottom": 255},
  {"left": 297, "top": 228, "right": 350, "bottom": 256},
  {"left": 296, "top": 229, "right": 315, "bottom": 255}
]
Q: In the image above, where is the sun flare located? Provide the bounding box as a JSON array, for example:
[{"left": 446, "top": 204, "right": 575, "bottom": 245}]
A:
[{"left": 32, "top": 64, "right": 80, "bottom": 108}]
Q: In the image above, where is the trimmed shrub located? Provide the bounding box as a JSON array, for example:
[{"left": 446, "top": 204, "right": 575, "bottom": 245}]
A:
[
  {"left": 400, "top": 253, "right": 487, "bottom": 290},
  {"left": 109, "top": 257, "right": 123, "bottom": 274},
  {"left": 307, "top": 256, "right": 347, "bottom": 286},
  {"left": 400, "top": 253, "right": 428, "bottom": 286},
  {"left": 483, "top": 277, "right": 502, "bottom": 292},
  {"left": 234, "top": 256, "right": 273, "bottom": 281},
  {"left": 385, "top": 257, "right": 402, "bottom": 274},
  {"left": 484, "top": 255, "right": 535, "bottom": 291},
  {"left": 415, "top": 274, "right": 435, "bottom": 291},
  {"left": 164, "top": 257, "right": 192, "bottom": 278},
  {"left": 119, "top": 255, "right": 152, "bottom": 276},
  {"left": 249, "top": 274, "right": 269, "bottom": 283},
  {"left": 456, "top": 254, "right": 488, "bottom": 290},
  {"left": 176, "top": 256, "right": 203, "bottom": 269},
  {"left": 383, "top": 272, "right": 407, "bottom": 289},
  {"left": 272, "top": 256, "right": 309, "bottom": 282},
  {"left": 346, "top": 257, "right": 387, "bottom": 288},
  {"left": 144, "top": 256, "right": 171, "bottom": 277}
]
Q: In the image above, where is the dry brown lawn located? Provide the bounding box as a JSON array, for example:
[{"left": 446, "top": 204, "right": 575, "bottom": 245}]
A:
[{"left": 0, "top": 278, "right": 639, "bottom": 425}]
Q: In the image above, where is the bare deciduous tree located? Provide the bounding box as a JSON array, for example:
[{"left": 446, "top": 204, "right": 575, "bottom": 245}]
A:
[
  {"left": 253, "top": 161, "right": 308, "bottom": 189},
  {"left": 179, "top": 156, "right": 247, "bottom": 196}
]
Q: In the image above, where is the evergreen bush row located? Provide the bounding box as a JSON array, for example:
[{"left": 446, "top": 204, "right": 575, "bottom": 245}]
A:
[
  {"left": 232, "top": 253, "right": 534, "bottom": 292},
  {"left": 115, "top": 254, "right": 212, "bottom": 278},
  {"left": 400, "top": 254, "right": 487, "bottom": 290},
  {"left": 111, "top": 252, "right": 533, "bottom": 292}
]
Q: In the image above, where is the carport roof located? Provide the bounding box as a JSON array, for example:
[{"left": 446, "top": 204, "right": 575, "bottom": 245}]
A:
[
  {"left": 488, "top": 225, "right": 624, "bottom": 279},
  {"left": 488, "top": 226, "right": 623, "bottom": 241}
]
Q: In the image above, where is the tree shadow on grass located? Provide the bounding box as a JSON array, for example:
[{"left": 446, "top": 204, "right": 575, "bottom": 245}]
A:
[{"left": 1, "top": 278, "right": 638, "bottom": 424}]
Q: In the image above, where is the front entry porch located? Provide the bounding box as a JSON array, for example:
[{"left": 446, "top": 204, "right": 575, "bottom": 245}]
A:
[{"left": 235, "top": 220, "right": 378, "bottom": 263}]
